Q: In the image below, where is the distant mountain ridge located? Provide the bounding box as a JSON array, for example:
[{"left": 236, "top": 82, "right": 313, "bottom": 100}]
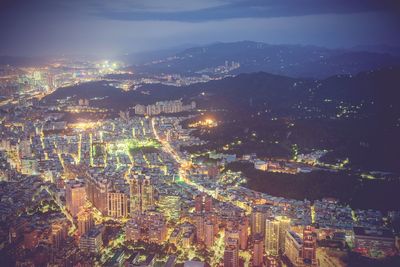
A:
[
  {"left": 0, "top": 56, "right": 48, "bottom": 67},
  {"left": 45, "top": 67, "right": 400, "bottom": 121},
  {"left": 133, "top": 41, "right": 400, "bottom": 78},
  {"left": 350, "top": 44, "right": 400, "bottom": 57}
]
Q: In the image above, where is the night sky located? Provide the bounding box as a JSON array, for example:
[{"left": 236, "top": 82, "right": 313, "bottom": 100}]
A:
[{"left": 0, "top": 0, "right": 399, "bottom": 56}]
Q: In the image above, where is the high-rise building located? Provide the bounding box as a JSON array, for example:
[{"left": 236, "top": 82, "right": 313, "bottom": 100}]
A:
[
  {"left": 47, "top": 73, "right": 54, "bottom": 91},
  {"left": 285, "top": 230, "right": 303, "bottom": 266},
  {"left": 148, "top": 217, "right": 167, "bottom": 244},
  {"left": 77, "top": 209, "right": 94, "bottom": 237},
  {"left": 33, "top": 70, "right": 42, "bottom": 81},
  {"left": 204, "top": 220, "right": 214, "bottom": 249},
  {"left": 251, "top": 206, "right": 268, "bottom": 238},
  {"left": 107, "top": 190, "right": 129, "bottom": 218},
  {"left": 277, "top": 216, "right": 291, "bottom": 253},
  {"left": 194, "top": 194, "right": 213, "bottom": 213},
  {"left": 224, "top": 238, "right": 239, "bottom": 267},
  {"left": 129, "top": 175, "right": 141, "bottom": 214},
  {"left": 85, "top": 176, "right": 111, "bottom": 215},
  {"left": 134, "top": 104, "right": 146, "bottom": 115},
  {"left": 204, "top": 195, "right": 213, "bottom": 212},
  {"left": 65, "top": 180, "right": 86, "bottom": 217},
  {"left": 302, "top": 225, "right": 317, "bottom": 266},
  {"left": 142, "top": 176, "right": 154, "bottom": 212},
  {"left": 129, "top": 174, "right": 154, "bottom": 214},
  {"left": 253, "top": 233, "right": 264, "bottom": 266},
  {"left": 146, "top": 104, "right": 162, "bottom": 116},
  {"left": 126, "top": 219, "right": 141, "bottom": 242},
  {"left": 79, "top": 227, "right": 103, "bottom": 254},
  {"left": 135, "top": 100, "right": 193, "bottom": 115},
  {"left": 239, "top": 217, "right": 249, "bottom": 250},
  {"left": 195, "top": 214, "right": 205, "bottom": 242},
  {"left": 195, "top": 194, "right": 203, "bottom": 213},
  {"left": 157, "top": 194, "right": 181, "bottom": 222},
  {"left": 225, "top": 228, "right": 240, "bottom": 244},
  {"left": 265, "top": 218, "right": 280, "bottom": 256},
  {"left": 51, "top": 221, "right": 67, "bottom": 249}
]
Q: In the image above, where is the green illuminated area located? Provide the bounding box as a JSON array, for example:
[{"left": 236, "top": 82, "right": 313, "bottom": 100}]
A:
[
  {"left": 27, "top": 199, "right": 60, "bottom": 216},
  {"left": 108, "top": 139, "right": 160, "bottom": 156},
  {"left": 174, "top": 174, "right": 184, "bottom": 184},
  {"left": 92, "top": 142, "right": 106, "bottom": 158},
  {"left": 91, "top": 142, "right": 107, "bottom": 167},
  {"left": 128, "top": 139, "right": 160, "bottom": 155}
]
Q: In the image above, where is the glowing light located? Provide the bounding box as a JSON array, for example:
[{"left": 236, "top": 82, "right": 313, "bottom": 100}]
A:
[
  {"left": 69, "top": 121, "right": 101, "bottom": 130},
  {"left": 188, "top": 117, "right": 218, "bottom": 128}
]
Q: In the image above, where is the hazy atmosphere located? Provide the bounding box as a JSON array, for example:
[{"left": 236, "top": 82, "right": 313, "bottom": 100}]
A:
[
  {"left": 1, "top": 0, "right": 400, "bottom": 56},
  {"left": 1, "top": 1, "right": 400, "bottom": 267}
]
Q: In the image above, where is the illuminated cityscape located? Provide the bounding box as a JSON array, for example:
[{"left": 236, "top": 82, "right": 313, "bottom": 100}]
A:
[{"left": 1, "top": 1, "right": 400, "bottom": 267}]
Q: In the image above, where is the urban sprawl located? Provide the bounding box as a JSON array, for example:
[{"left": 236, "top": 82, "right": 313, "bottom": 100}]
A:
[{"left": 0, "top": 60, "right": 399, "bottom": 267}]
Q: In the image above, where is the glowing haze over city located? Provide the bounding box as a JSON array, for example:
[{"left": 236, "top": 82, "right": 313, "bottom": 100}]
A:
[{"left": 0, "top": 1, "right": 400, "bottom": 267}]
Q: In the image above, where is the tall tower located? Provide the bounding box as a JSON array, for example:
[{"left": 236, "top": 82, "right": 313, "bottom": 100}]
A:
[
  {"left": 65, "top": 180, "right": 86, "bottom": 217},
  {"left": 265, "top": 218, "right": 280, "bottom": 256},
  {"left": 98, "top": 179, "right": 111, "bottom": 215},
  {"left": 141, "top": 176, "right": 154, "bottom": 212},
  {"left": 204, "top": 220, "right": 214, "bottom": 249},
  {"left": 195, "top": 194, "right": 203, "bottom": 213},
  {"left": 129, "top": 174, "right": 154, "bottom": 215},
  {"left": 129, "top": 175, "right": 141, "bottom": 215},
  {"left": 251, "top": 206, "right": 268, "bottom": 238},
  {"left": 195, "top": 214, "right": 205, "bottom": 242},
  {"left": 85, "top": 175, "right": 111, "bottom": 216},
  {"left": 277, "top": 216, "right": 291, "bottom": 253}
]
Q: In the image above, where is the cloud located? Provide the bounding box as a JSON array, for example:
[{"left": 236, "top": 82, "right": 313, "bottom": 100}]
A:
[
  {"left": 57, "top": 0, "right": 231, "bottom": 14},
  {"left": 0, "top": 0, "right": 399, "bottom": 55},
  {"left": 103, "top": 0, "right": 229, "bottom": 12},
  {"left": 2, "top": 11, "right": 398, "bottom": 56},
  {"left": 90, "top": 0, "right": 400, "bottom": 22}
]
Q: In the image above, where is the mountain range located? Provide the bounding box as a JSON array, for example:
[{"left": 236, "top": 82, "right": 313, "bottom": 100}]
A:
[
  {"left": 132, "top": 41, "right": 400, "bottom": 78},
  {"left": 44, "top": 66, "right": 400, "bottom": 172}
]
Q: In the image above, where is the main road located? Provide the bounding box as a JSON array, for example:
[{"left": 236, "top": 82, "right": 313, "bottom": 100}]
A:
[
  {"left": 150, "top": 117, "right": 251, "bottom": 213},
  {"left": 150, "top": 117, "right": 191, "bottom": 183}
]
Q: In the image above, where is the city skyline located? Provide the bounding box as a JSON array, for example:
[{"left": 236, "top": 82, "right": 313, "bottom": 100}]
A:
[{"left": 1, "top": 1, "right": 400, "bottom": 266}]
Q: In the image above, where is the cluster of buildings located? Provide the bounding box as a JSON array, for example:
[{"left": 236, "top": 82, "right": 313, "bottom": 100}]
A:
[
  {"left": 0, "top": 173, "right": 78, "bottom": 266},
  {"left": 0, "top": 73, "right": 399, "bottom": 266},
  {"left": 243, "top": 154, "right": 314, "bottom": 174},
  {"left": 0, "top": 59, "right": 129, "bottom": 105},
  {"left": 134, "top": 100, "right": 196, "bottom": 116},
  {"left": 126, "top": 211, "right": 167, "bottom": 244},
  {"left": 196, "top": 60, "right": 241, "bottom": 75}
]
